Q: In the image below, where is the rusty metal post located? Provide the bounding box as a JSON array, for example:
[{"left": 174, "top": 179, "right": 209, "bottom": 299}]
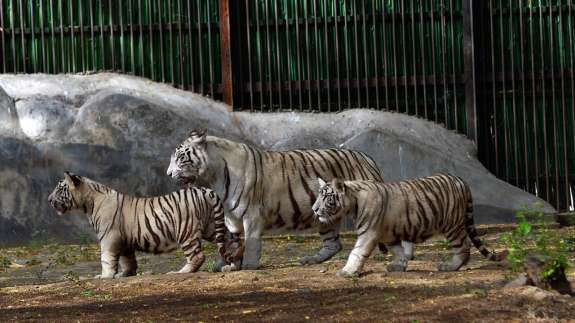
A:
[
  {"left": 219, "top": 0, "right": 240, "bottom": 111},
  {"left": 462, "top": 0, "right": 477, "bottom": 143}
]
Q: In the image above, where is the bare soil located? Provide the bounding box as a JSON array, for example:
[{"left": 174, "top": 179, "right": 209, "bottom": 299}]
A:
[{"left": 1, "top": 225, "right": 574, "bottom": 322}]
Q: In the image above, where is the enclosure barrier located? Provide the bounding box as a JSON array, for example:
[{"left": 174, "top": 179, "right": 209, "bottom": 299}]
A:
[{"left": 1, "top": 0, "right": 574, "bottom": 213}]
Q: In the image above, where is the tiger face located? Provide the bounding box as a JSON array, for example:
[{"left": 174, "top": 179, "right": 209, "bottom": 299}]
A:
[
  {"left": 312, "top": 178, "right": 349, "bottom": 225},
  {"left": 48, "top": 172, "right": 83, "bottom": 215},
  {"left": 167, "top": 129, "right": 209, "bottom": 187}
]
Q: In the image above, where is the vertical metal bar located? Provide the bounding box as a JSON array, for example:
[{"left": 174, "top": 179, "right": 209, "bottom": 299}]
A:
[
  {"left": 419, "top": 0, "right": 428, "bottom": 119},
  {"left": 324, "top": 0, "right": 330, "bottom": 111},
  {"left": 295, "top": 0, "right": 303, "bottom": 110},
  {"left": 219, "top": 0, "right": 238, "bottom": 108},
  {"left": 353, "top": 1, "right": 361, "bottom": 108},
  {"left": 391, "top": 1, "right": 398, "bottom": 111},
  {"left": 462, "top": 0, "right": 476, "bottom": 141},
  {"left": 285, "top": 0, "right": 293, "bottom": 109},
  {"left": 509, "top": 0, "right": 519, "bottom": 186},
  {"left": 168, "top": 0, "right": 174, "bottom": 85},
  {"left": 539, "top": 2, "right": 550, "bottom": 201},
  {"left": 362, "top": 1, "right": 369, "bottom": 108},
  {"left": 9, "top": 0, "right": 15, "bottom": 72},
  {"left": 158, "top": 0, "right": 165, "bottom": 82},
  {"left": 440, "top": 0, "right": 449, "bottom": 127},
  {"left": 265, "top": 0, "right": 273, "bottom": 109},
  {"left": 275, "top": 0, "right": 282, "bottom": 110},
  {"left": 0, "top": 0, "right": 6, "bottom": 73},
  {"left": 79, "top": 0, "right": 85, "bottom": 72},
  {"left": 69, "top": 0, "right": 75, "bottom": 72},
  {"left": 255, "top": 0, "right": 264, "bottom": 110},
  {"left": 305, "top": 0, "right": 311, "bottom": 110},
  {"left": 334, "top": 1, "right": 341, "bottom": 111},
  {"left": 245, "top": 0, "right": 253, "bottom": 110},
  {"left": 548, "top": 1, "right": 559, "bottom": 208},
  {"left": 430, "top": 0, "right": 438, "bottom": 121},
  {"left": 449, "top": 0, "right": 458, "bottom": 130},
  {"left": 30, "top": 0, "right": 36, "bottom": 72},
  {"left": 39, "top": 0, "right": 47, "bottom": 72},
  {"left": 118, "top": 0, "right": 124, "bottom": 73},
  {"left": 187, "top": 0, "right": 193, "bottom": 89},
  {"left": 381, "top": 0, "right": 389, "bottom": 110},
  {"left": 371, "top": 1, "right": 380, "bottom": 110},
  {"left": 529, "top": 0, "right": 539, "bottom": 193},
  {"left": 410, "top": 1, "right": 418, "bottom": 116},
  {"left": 488, "top": 1, "right": 498, "bottom": 174},
  {"left": 400, "top": 1, "right": 408, "bottom": 113},
  {"left": 519, "top": 0, "right": 529, "bottom": 191},
  {"left": 558, "top": 0, "right": 569, "bottom": 209},
  {"left": 148, "top": 0, "right": 154, "bottom": 80},
  {"left": 108, "top": 0, "right": 115, "bottom": 70},
  {"left": 206, "top": 0, "right": 214, "bottom": 97},
  {"left": 98, "top": 0, "right": 104, "bottom": 70},
  {"left": 50, "top": 0, "right": 57, "bottom": 72},
  {"left": 19, "top": 0, "right": 26, "bottom": 72},
  {"left": 0, "top": 2, "right": 4, "bottom": 72},
  {"left": 138, "top": 0, "right": 144, "bottom": 76},
  {"left": 569, "top": 0, "right": 575, "bottom": 210},
  {"left": 129, "top": 0, "right": 135, "bottom": 73},
  {"left": 313, "top": 0, "right": 320, "bottom": 109},
  {"left": 344, "top": 1, "right": 351, "bottom": 107},
  {"left": 177, "top": 0, "right": 184, "bottom": 88},
  {"left": 498, "top": 1, "right": 510, "bottom": 181},
  {"left": 89, "top": 0, "right": 95, "bottom": 70}
]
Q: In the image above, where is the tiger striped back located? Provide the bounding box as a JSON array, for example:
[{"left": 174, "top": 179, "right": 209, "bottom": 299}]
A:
[
  {"left": 48, "top": 172, "right": 237, "bottom": 278},
  {"left": 313, "top": 174, "right": 505, "bottom": 276}
]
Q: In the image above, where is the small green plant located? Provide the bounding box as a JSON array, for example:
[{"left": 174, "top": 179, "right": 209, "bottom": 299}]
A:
[
  {"left": 500, "top": 203, "right": 571, "bottom": 280},
  {"left": 0, "top": 255, "right": 11, "bottom": 272},
  {"left": 203, "top": 259, "right": 216, "bottom": 272}
]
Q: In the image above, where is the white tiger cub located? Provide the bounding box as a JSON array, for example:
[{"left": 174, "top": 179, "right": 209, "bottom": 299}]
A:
[
  {"left": 312, "top": 174, "right": 506, "bottom": 277},
  {"left": 47, "top": 172, "right": 242, "bottom": 278}
]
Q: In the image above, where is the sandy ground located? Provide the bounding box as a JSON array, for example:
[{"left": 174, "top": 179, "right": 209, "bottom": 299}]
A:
[{"left": 0, "top": 226, "right": 574, "bottom": 322}]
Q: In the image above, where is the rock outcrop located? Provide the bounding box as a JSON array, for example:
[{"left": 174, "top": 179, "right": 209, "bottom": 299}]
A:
[{"left": 0, "top": 74, "right": 556, "bottom": 245}]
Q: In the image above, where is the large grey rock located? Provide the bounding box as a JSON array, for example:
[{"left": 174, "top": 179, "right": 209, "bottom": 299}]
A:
[{"left": 0, "top": 74, "right": 555, "bottom": 245}]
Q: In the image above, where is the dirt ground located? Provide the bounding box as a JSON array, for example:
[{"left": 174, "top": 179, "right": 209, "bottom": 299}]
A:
[{"left": 1, "top": 225, "right": 574, "bottom": 322}]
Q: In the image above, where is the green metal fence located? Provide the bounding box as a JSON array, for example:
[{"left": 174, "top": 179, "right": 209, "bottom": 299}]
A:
[
  {"left": 0, "top": 0, "right": 222, "bottom": 97},
  {"left": 476, "top": 0, "right": 575, "bottom": 212},
  {"left": 1, "top": 0, "right": 574, "bottom": 212}
]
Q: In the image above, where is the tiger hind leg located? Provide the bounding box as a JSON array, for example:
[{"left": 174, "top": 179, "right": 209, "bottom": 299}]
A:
[
  {"left": 115, "top": 251, "right": 138, "bottom": 278},
  {"left": 438, "top": 228, "right": 471, "bottom": 272},
  {"left": 386, "top": 243, "right": 409, "bottom": 272},
  {"left": 170, "top": 239, "right": 205, "bottom": 274},
  {"left": 299, "top": 229, "right": 342, "bottom": 265},
  {"left": 378, "top": 241, "right": 415, "bottom": 261}
]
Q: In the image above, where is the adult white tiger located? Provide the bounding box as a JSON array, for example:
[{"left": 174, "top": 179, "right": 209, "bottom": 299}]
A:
[{"left": 166, "top": 130, "right": 413, "bottom": 270}]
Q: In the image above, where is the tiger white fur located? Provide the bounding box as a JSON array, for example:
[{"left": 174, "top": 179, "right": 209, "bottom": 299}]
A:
[
  {"left": 166, "top": 130, "right": 413, "bottom": 269},
  {"left": 48, "top": 172, "right": 241, "bottom": 278},
  {"left": 312, "top": 174, "right": 506, "bottom": 277}
]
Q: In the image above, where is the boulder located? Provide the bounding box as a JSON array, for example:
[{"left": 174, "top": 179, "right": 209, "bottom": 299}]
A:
[{"left": 0, "top": 73, "right": 556, "bottom": 245}]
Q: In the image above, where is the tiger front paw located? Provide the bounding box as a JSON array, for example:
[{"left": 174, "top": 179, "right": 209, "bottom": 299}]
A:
[
  {"left": 336, "top": 269, "right": 359, "bottom": 278},
  {"left": 386, "top": 262, "right": 407, "bottom": 272}
]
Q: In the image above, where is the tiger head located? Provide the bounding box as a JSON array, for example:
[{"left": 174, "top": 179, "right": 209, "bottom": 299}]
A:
[
  {"left": 312, "top": 178, "right": 350, "bottom": 225},
  {"left": 166, "top": 129, "right": 209, "bottom": 187},
  {"left": 48, "top": 172, "right": 85, "bottom": 215}
]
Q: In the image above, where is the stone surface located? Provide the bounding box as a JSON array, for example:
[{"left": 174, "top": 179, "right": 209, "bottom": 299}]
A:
[{"left": 0, "top": 73, "right": 556, "bottom": 245}]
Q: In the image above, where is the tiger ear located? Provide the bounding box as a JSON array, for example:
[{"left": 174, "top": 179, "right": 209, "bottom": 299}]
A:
[
  {"left": 318, "top": 178, "right": 327, "bottom": 188},
  {"left": 331, "top": 178, "right": 346, "bottom": 192},
  {"left": 188, "top": 129, "right": 207, "bottom": 143},
  {"left": 64, "top": 171, "right": 82, "bottom": 188}
]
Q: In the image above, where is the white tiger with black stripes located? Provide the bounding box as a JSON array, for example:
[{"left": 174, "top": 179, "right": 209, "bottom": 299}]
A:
[
  {"left": 312, "top": 174, "right": 507, "bottom": 277},
  {"left": 47, "top": 172, "right": 241, "bottom": 278},
  {"left": 166, "top": 130, "right": 414, "bottom": 270}
]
